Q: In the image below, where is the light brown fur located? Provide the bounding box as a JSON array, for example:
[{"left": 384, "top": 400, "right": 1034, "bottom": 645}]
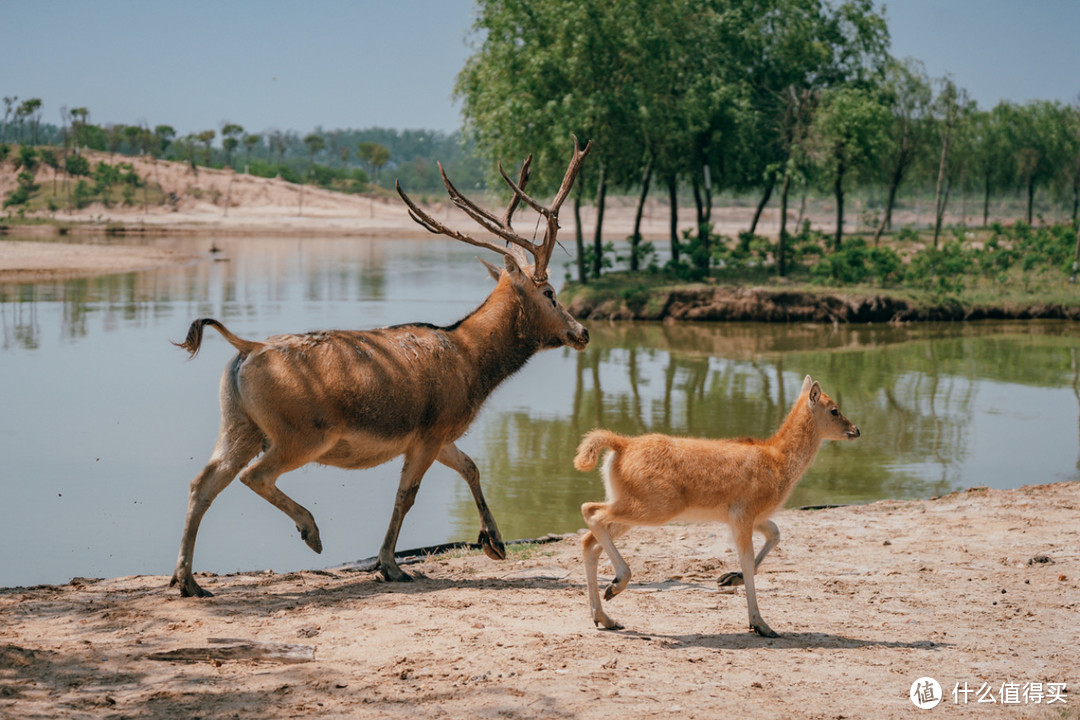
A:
[
  {"left": 170, "top": 142, "right": 591, "bottom": 597},
  {"left": 574, "top": 375, "right": 860, "bottom": 637}
]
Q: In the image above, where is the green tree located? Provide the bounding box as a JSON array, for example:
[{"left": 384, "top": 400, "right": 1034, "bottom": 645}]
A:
[
  {"left": 303, "top": 133, "right": 325, "bottom": 171},
  {"left": 242, "top": 133, "right": 260, "bottom": 170},
  {"left": 1, "top": 96, "right": 17, "bottom": 142},
  {"left": 69, "top": 107, "right": 90, "bottom": 149},
  {"left": 809, "top": 86, "right": 890, "bottom": 249},
  {"left": 221, "top": 122, "right": 243, "bottom": 167},
  {"left": 15, "top": 98, "right": 43, "bottom": 144},
  {"left": 92, "top": 160, "right": 121, "bottom": 206},
  {"left": 154, "top": 124, "right": 176, "bottom": 156},
  {"left": 39, "top": 147, "right": 60, "bottom": 194},
  {"left": 196, "top": 130, "right": 216, "bottom": 166},
  {"left": 929, "top": 78, "right": 971, "bottom": 247},
  {"left": 357, "top": 141, "right": 390, "bottom": 186},
  {"left": 998, "top": 100, "right": 1070, "bottom": 225},
  {"left": 872, "top": 58, "right": 932, "bottom": 243},
  {"left": 105, "top": 123, "right": 126, "bottom": 159}
]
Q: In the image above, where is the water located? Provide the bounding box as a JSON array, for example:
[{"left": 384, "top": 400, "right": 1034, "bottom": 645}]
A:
[{"left": 2, "top": 235, "right": 1079, "bottom": 588}]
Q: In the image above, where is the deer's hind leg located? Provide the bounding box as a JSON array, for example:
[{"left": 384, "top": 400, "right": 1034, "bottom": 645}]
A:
[
  {"left": 580, "top": 521, "right": 630, "bottom": 629},
  {"left": 438, "top": 442, "right": 505, "bottom": 561},
  {"left": 236, "top": 439, "right": 329, "bottom": 555},
  {"left": 171, "top": 410, "right": 262, "bottom": 598},
  {"left": 718, "top": 519, "right": 780, "bottom": 588}
]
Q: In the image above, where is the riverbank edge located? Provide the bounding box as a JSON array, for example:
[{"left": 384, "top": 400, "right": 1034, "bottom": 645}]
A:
[{"left": 563, "top": 280, "right": 1080, "bottom": 323}]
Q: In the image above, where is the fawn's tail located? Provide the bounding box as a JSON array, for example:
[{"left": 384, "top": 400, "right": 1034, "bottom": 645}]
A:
[
  {"left": 173, "top": 318, "right": 264, "bottom": 359},
  {"left": 573, "top": 429, "right": 629, "bottom": 472}
]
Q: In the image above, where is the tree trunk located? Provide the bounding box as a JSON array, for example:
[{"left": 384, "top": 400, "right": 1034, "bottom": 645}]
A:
[
  {"left": 873, "top": 162, "right": 904, "bottom": 245},
  {"left": 833, "top": 155, "right": 846, "bottom": 251},
  {"left": 778, "top": 171, "right": 792, "bottom": 277},
  {"left": 983, "top": 172, "right": 991, "bottom": 227},
  {"left": 1071, "top": 180, "right": 1079, "bottom": 228},
  {"left": 630, "top": 159, "right": 653, "bottom": 272},
  {"left": 1026, "top": 178, "right": 1035, "bottom": 225},
  {"left": 691, "top": 169, "right": 711, "bottom": 268},
  {"left": 667, "top": 175, "right": 680, "bottom": 264},
  {"left": 591, "top": 162, "right": 607, "bottom": 279},
  {"left": 932, "top": 126, "right": 952, "bottom": 249},
  {"left": 934, "top": 176, "right": 953, "bottom": 247},
  {"left": 574, "top": 182, "right": 586, "bottom": 284},
  {"left": 748, "top": 172, "right": 776, "bottom": 236}
]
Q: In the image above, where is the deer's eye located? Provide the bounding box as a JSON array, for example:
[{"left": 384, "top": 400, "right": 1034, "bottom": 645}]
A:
[
  {"left": 830, "top": 408, "right": 839, "bottom": 416},
  {"left": 543, "top": 288, "right": 556, "bottom": 305}
]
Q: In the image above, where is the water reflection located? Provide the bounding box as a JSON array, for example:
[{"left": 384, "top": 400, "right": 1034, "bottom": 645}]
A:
[
  {"left": 471, "top": 320, "right": 1080, "bottom": 542},
  {"left": 2, "top": 236, "right": 1079, "bottom": 587}
]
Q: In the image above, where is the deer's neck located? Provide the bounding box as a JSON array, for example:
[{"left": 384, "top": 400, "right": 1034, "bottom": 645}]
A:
[
  {"left": 449, "top": 280, "right": 540, "bottom": 397},
  {"left": 768, "top": 398, "right": 824, "bottom": 491}
]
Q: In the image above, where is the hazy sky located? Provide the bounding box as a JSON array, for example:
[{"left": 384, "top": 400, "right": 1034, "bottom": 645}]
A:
[{"left": 2, "top": 0, "right": 1077, "bottom": 138}]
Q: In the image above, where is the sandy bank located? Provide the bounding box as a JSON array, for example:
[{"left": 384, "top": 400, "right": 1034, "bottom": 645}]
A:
[{"left": 2, "top": 482, "right": 1076, "bottom": 718}]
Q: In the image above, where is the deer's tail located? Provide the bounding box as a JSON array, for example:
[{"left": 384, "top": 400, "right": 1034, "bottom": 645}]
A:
[
  {"left": 573, "top": 429, "right": 629, "bottom": 472},
  {"left": 173, "top": 318, "right": 264, "bottom": 359}
]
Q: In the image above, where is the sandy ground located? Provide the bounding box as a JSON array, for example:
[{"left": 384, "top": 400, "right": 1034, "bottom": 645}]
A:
[
  {"left": 0, "top": 239, "right": 200, "bottom": 283},
  {"left": 2, "top": 149, "right": 954, "bottom": 284},
  {"left": 1, "top": 482, "right": 1076, "bottom": 719}
]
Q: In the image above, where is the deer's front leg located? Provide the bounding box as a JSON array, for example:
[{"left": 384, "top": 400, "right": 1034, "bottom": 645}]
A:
[
  {"left": 378, "top": 443, "right": 441, "bottom": 582},
  {"left": 437, "top": 442, "right": 505, "bottom": 561}
]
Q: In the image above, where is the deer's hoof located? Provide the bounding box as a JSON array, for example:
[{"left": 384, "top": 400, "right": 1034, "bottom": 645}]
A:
[
  {"left": 478, "top": 529, "right": 506, "bottom": 560},
  {"left": 379, "top": 564, "right": 414, "bottom": 583},
  {"left": 717, "top": 571, "right": 745, "bottom": 588},
  {"left": 171, "top": 572, "right": 213, "bottom": 598},
  {"left": 594, "top": 616, "right": 623, "bottom": 631},
  {"left": 751, "top": 622, "right": 779, "bottom": 638},
  {"left": 299, "top": 526, "right": 322, "bottom": 554}
]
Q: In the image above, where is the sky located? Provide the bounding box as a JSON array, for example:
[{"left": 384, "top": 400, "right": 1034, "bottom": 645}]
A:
[{"left": 2, "top": 0, "right": 1078, "bottom": 139}]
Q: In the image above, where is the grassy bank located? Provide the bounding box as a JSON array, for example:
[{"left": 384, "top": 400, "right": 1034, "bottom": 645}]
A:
[{"left": 563, "top": 223, "right": 1080, "bottom": 322}]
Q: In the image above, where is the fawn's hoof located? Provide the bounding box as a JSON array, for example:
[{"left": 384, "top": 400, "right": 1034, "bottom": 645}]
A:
[{"left": 717, "top": 571, "right": 744, "bottom": 587}]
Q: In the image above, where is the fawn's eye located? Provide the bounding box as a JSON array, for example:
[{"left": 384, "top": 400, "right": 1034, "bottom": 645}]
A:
[{"left": 831, "top": 408, "right": 839, "bottom": 416}]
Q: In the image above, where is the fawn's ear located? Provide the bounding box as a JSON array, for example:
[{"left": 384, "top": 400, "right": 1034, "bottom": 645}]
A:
[
  {"left": 801, "top": 375, "right": 813, "bottom": 395},
  {"left": 479, "top": 258, "right": 503, "bottom": 282},
  {"left": 808, "top": 381, "right": 822, "bottom": 408}
]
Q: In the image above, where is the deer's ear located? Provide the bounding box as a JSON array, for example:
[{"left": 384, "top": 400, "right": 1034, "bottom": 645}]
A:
[
  {"left": 808, "top": 381, "right": 822, "bottom": 408},
  {"left": 503, "top": 253, "right": 525, "bottom": 278},
  {"left": 479, "top": 258, "right": 503, "bottom": 282}
]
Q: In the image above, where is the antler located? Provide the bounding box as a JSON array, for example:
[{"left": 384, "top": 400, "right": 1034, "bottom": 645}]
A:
[{"left": 396, "top": 136, "right": 592, "bottom": 284}]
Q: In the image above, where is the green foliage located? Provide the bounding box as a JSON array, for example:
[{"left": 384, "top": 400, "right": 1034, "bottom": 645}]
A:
[
  {"left": 903, "top": 240, "right": 971, "bottom": 296},
  {"left": 72, "top": 179, "right": 93, "bottom": 209},
  {"left": 618, "top": 239, "right": 658, "bottom": 273},
  {"left": 15, "top": 145, "right": 39, "bottom": 172},
  {"left": 64, "top": 153, "right": 90, "bottom": 177},
  {"left": 810, "top": 237, "right": 901, "bottom": 285}
]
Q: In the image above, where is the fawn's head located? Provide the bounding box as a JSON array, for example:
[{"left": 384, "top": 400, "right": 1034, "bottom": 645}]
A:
[{"left": 802, "top": 375, "right": 861, "bottom": 441}]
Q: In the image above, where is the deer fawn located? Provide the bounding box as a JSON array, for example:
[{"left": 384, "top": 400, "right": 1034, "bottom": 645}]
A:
[
  {"left": 573, "top": 375, "right": 860, "bottom": 637},
  {"left": 169, "top": 139, "right": 592, "bottom": 597}
]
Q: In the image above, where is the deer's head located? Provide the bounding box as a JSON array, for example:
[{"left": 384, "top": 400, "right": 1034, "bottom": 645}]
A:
[
  {"left": 397, "top": 137, "right": 592, "bottom": 352},
  {"left": 803, "top": 375, "right": 861, "bottom": 441}
]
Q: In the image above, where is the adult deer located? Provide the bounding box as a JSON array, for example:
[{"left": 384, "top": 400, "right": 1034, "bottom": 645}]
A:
[
  {"left": 170, "top": 139, "right": 592, "bottom": 597},
  {"left": 573, "top": 375, "right": 860, "bottom": 637}
]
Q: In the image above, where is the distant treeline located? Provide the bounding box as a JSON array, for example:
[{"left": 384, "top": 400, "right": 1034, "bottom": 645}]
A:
[{"left": 0, "top": 97, "right": 484, "bottom": 195}]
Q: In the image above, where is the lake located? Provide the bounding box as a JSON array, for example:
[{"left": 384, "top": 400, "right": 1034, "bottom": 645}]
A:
[{"left": 2, "top": 234, "right": 1078, "bottom": 588}]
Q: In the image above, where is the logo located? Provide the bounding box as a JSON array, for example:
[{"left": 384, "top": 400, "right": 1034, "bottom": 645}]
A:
[{"left": 911, "top": 677, "right": 942, "bottom": 709}]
